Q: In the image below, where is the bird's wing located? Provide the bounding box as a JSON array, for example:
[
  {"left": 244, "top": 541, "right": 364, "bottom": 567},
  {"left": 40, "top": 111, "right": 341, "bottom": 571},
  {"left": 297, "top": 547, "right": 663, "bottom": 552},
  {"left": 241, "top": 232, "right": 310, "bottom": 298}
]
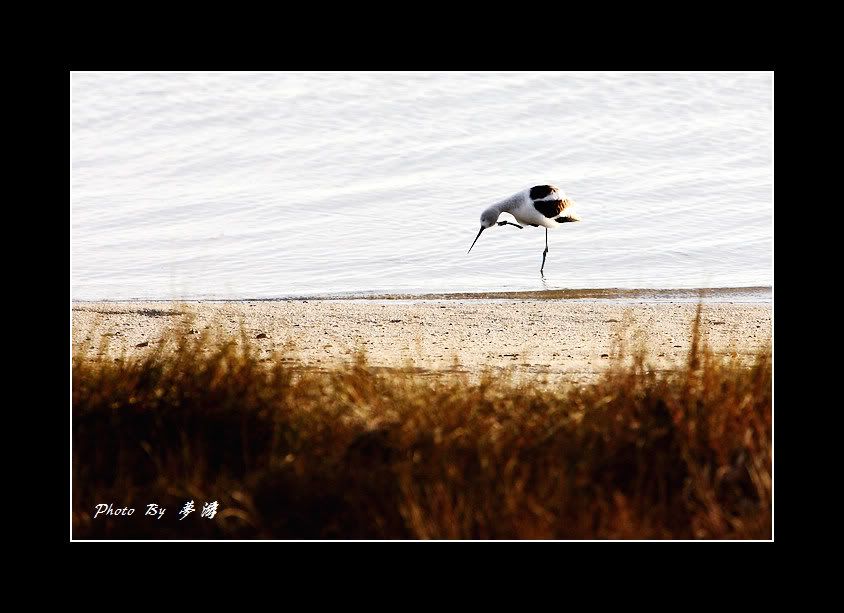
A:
[
  {"left": 529, "top": 185, "right": 562, "bottom": 201},
  {"left": 530, "top": 185, "right": 573, "bottom": 218}
]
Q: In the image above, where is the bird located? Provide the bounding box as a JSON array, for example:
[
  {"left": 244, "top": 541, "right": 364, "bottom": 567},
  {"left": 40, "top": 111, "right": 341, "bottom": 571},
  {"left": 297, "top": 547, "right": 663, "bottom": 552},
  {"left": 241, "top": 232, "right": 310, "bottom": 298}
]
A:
[{"left": 467, "top": 184, "right": 581, "bottom": 275}]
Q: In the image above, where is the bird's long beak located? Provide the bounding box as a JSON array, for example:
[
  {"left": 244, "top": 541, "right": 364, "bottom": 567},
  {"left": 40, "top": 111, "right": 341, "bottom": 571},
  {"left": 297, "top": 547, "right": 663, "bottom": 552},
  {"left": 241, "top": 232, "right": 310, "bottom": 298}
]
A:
[{"left": 467, "top": 226, "right": 485, "bottom": 254}]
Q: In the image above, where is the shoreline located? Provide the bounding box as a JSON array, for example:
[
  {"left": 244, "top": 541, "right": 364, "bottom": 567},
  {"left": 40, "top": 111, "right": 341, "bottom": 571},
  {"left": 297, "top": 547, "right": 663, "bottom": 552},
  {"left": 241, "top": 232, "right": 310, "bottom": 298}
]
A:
[{"left": 72, "top": 286, "right": 772, "bottom": 304}]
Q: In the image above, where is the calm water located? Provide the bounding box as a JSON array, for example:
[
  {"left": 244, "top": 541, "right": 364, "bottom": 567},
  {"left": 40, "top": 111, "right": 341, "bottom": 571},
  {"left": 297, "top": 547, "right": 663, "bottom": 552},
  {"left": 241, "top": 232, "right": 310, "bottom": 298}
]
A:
[{"left": 71, "top": 72, "right": 772, "bottom": 300}]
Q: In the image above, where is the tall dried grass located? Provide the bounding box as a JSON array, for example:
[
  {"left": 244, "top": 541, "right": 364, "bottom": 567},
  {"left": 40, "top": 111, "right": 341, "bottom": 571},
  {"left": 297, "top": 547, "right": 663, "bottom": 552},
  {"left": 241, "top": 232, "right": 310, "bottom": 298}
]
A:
[{"left": 72, "top": 307, "right": 771, "bottom": 539}]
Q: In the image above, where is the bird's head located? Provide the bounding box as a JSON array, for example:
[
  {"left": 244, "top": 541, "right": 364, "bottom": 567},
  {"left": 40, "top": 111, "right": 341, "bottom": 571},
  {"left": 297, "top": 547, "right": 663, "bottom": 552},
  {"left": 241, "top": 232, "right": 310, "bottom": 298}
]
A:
[
  {"left": 467, "top": 208, "right": 500, "bottom": 253},
  {"left": 480, "top": 208, "right": 500, "bottom": 229}
]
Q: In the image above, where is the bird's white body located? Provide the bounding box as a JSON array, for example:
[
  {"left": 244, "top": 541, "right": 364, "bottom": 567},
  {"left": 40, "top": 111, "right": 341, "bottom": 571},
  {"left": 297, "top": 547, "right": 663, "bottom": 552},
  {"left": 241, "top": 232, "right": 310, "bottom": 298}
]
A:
[
  {"left": 486, "top": 185, "right": 579, "bottom": 229},
  {"left": 509, "top": 202, "right": 556, "bottom": 229}
]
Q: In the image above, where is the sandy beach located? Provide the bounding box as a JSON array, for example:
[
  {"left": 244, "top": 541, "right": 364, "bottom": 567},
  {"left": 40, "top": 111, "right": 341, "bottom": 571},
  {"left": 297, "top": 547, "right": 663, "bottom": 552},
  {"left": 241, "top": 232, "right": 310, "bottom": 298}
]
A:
[{"left": 72, "top": 297, "right": 771, "bottom": 384}]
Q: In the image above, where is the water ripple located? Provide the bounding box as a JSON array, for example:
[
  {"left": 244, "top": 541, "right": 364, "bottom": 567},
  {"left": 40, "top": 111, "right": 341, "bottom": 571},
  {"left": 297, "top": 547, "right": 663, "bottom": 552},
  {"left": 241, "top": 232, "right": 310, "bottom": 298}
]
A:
[{"left": 72, "top": 72, "right": 772, "bottom": 299}]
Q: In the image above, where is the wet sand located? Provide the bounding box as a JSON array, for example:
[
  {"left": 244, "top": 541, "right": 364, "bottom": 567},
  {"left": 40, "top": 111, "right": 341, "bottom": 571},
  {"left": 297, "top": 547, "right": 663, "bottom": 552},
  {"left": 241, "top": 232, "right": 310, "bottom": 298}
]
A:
[{"left": 72, "top": 297, "right": 772, "bottom": 384}]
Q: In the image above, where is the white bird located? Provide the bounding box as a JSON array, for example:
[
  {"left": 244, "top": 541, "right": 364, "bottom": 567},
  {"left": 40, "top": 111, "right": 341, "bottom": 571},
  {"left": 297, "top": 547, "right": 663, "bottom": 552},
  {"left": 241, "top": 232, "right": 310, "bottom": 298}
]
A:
[{"left": 467, "top": 184, "right": 581, "bottom": 275}]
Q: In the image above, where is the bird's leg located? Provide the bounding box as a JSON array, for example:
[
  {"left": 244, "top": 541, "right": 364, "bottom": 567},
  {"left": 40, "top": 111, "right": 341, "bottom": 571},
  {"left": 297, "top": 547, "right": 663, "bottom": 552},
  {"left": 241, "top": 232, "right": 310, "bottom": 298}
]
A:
[
  {"left": 540, "top": 228, "right": 549, "bottom": 275},
  {"left": 497, "top": 221, "right": 523, "bottom": 229}
]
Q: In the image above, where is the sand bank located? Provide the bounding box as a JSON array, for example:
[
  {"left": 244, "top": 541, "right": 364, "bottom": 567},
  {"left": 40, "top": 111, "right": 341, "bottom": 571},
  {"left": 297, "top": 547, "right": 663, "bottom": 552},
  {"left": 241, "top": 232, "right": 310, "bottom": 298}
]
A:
[{"left": 72, "top": 297, "right": 771, "bottom": 384}]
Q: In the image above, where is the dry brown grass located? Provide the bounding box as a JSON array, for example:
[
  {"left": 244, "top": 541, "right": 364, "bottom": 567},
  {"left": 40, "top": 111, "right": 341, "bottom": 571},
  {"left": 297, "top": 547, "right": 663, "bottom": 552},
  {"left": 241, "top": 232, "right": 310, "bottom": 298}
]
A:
[{"left": 72, "top": 307, "right": 771, "bottom": 539}]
